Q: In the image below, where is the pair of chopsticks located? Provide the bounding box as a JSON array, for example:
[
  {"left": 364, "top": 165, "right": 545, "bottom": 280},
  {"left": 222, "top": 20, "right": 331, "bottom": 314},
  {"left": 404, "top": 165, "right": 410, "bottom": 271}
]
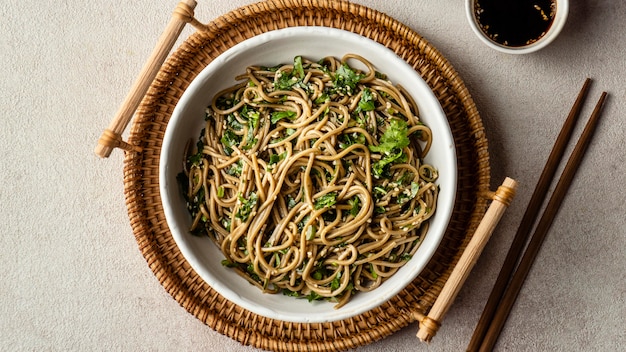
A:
[{"left": 467, "top": 78, "right": 608, "bottom": 352}]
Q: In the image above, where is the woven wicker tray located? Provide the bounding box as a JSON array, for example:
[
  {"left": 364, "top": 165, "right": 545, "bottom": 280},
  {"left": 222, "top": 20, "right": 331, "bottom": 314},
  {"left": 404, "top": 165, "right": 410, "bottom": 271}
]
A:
[{"left": 97, "top": 1, "right": 515, "bottom": 351}]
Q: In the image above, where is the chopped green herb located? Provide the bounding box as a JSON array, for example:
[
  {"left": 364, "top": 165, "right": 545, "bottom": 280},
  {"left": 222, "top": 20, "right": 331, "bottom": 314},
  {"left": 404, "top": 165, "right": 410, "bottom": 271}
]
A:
[
  {"left": 236, "top": 192, "right": 258, "bottom": 222},
  {"left": 217, "top": 186, "right": 225, "bottom": 198},
  {"left": 397, "top": 181, "right": 421, "bottom": 204},
  {"left": 330, "top": 272, "right": 342, "bottom": 291},
  {"left": 273, "top": 252, "right": 282, "bottom": 266},
  {"left": 282, "top": 289, "right": 300, "bottom": 297},
  {"left": 369, "top": 119, "right": 411, "bottom": 178},
  {"left": 373, "top": 186, "right": 387, "bottom": 196},
  {"left": 410, "top": 182, "right": 420, "bottom": 198},
  {"left": 221, "top": 259, "right": 238, "bottom": 268},
  {"left": 338, "top": 131, "right": 366, "bottom": 149},
  {"left": 305, "top": 291, "right": 323, "bottom": 302},
  {"left": 294, "top": 55, "right": 305, "bottom": 79},
  {"left": 332, "top": 63, "right": 364, "bottom": 94},
  {"left": 398, "top": 171, "right": 413, "bottom": 185},
  {"left": 286, "top": 195, "right": 297, "bottom": 209},
  {"left": 374, "top": 71, "right": 387, "bottom": 80},
  {"left": 220, "top": 130, "right": 240, "bottom": 155},
  {"left": 246, "top": 263, "right": 261, "bottom": 282},
  {"left": 314, "top": 93, "right": 330, "bottom": 104},
  {"left": 369, "top": 264, "right": 378, "bottom": 279},
  {"left": 275, "top": 73, "right": 296, "bottom": 90},
  {"left": 268, "top": 151, "right": 287, "bottom": 166},
  {"left": 297, "top": 215, "right": 311, "bottom": 232},
  {"left": 275, "top": 57, "right": 308, "bottom": 91},
  {"left": 314, "top": 192, "right": 337, "bottom": 210},
  {"left": 187, "top": 151, "right": 203, "bottom": 165},
  {"left": 356, "top": 87, "right": 376, "bottom": 112},
  {"left": 221, "top": 217, "right": 231, "bottom": 231},
  {"left": 242, "top": 108, "right": 260, "bottom": 150},
  {"left": 226, "top": 160, "right": 243, "bottom": 177},
  {"left": 348, "top": 197, "right": 361, "bottom": 217},
  {"left": 270, "top": 110, "right": 297, "bottom": 124},
  {"left": 226, "top": 114, "right": 243, "bottom": 130},
  {"left": 369, "top": 118, "right": 410, "bottom": 154}
]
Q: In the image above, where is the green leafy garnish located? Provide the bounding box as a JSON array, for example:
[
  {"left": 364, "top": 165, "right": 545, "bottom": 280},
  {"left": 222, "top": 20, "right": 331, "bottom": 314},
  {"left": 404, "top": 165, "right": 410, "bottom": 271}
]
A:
[
  {"left": 187, "top": 151, "right": 203, "bottom": 165},
  {"left": 369, "top": 118, "right": 411, "bottom": 178},
  {"left": 270, "top": 110, "right": 297, "bottom": 124},
  {"left": 246, "top": 263, "right": 261, "bottom": 282},
  {"left": 397, "top": 181, "right": 421, "bottom": 204},
  {"left": 401, "top": 253, "right": 413, "bottom": 261},
  {"left": 333, "top": 63, "right": 364, "bottom": 94},
  {"left": 294, "top": 55, "right": 305, "bottom": 79},
  {"left": 369, "top": 118, "right": 410, "bottom": 154},
  {"left": 226, "top": 160, "right": 243, "bottom": 177},
  {"left": 369, "top": 264, "right": 378, "bottom": 279},
  {"left": 372, "top": 149, "right": 405, "bottom": 178},
  {"left": 314, "top": 93, "right": 330, "bottom": 104},
  {"left": 330, "top": 272, "right": 342, "bottom": 291},
  {"left": 314, "top": 192, "right": 337, "bottom": 210},
  {"left": 226, "top": 114, "right": 243, "bottom": 130},
  {"left": 275, "top": 71, "right": 297, "bottom": 90},
  {"left": 286, "top": 195, "right": 297, "bottom": 209},
  {"left": 397, "top": 171, "right": 413, "bottom": 185},
  {"left": 220, "top": 130, "right": 240, "bottom": 155},
  {"left": 373, "top": 186, "right": 387, "bottom": 197},
  {"left": 282, "top": 289, "right": 300, "bottom": 298},
  {"left": 274, "top": 56, "right": 308, "bottom": 91},
  {"left": 187, "top": 130, "right": 206, "bottom": 165},
  {"left": 268, "top": 151, "right": 287, "bottom": 166},
  {"left": 221, "top": 217, "right": 231, "bottom": 231},
  {"left": 338, "top": 131, "right": 366, "bottom": 149},
  {"left": 348, "top": 197, "right": 361, "bottom": 217},
  {"left": 297, "top": 215, "right": 311, "bottom": 232},
  {"left": 410, "top": 182, "right": 420, "bottom": 198},
  {"left": 241, "top": 107, "right": 260, "bottom": 150},
  {"left": 236, "top": 192, "right": 258, "bottom": 222},
  {"left": 305, "top": 291, "right": 323, "bottom": 302},
  {"left": 221, "top": 259, "right": 238, "bottom": 268},
  {"left": 356, "top": 87, "right": 376, "bottom": 112}
]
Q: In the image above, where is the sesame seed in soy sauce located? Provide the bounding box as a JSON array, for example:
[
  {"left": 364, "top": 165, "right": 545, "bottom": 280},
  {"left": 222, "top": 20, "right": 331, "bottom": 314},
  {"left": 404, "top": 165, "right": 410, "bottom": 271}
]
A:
[{"left": 474, "top": 0, "right": 556, "bottom": 47}]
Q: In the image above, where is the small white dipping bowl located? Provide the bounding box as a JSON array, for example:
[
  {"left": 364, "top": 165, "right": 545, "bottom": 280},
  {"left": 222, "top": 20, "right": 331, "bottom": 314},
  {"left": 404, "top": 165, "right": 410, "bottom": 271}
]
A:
[
  {"left": 466, "top": 0, "right": 569, "bottom": 54},
  {"left": 160, "top": 26, "right": 457, "bottom": 323}
]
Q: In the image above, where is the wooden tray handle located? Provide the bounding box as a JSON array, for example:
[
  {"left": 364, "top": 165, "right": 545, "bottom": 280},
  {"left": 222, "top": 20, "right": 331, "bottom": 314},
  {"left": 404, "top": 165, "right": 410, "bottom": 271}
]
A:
[
  {"left": 95, "top": 0, "right": 201, "bottom": 158},
  {"left": 414, "top": 177, "right": 518, "bottom": 342}
]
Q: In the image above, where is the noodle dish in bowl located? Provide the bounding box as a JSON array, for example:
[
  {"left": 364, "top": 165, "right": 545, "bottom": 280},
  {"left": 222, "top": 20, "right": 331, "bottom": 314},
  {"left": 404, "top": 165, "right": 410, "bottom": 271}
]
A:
[{"left": 160, "top": 26, "right": 457, "bottom": 323}]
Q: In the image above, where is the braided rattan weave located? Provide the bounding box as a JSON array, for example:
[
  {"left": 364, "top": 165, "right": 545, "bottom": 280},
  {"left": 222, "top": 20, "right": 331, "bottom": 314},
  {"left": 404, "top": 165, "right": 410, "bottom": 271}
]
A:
[{"left": 122, "top": 1, "right": 491, "bottom": 350}]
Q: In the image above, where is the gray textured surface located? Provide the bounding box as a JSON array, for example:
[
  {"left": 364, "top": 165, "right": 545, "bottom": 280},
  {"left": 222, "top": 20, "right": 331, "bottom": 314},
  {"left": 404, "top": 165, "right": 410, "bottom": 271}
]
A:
[{"left": 1, "top": 1, "right": 624, "bottom": 351}]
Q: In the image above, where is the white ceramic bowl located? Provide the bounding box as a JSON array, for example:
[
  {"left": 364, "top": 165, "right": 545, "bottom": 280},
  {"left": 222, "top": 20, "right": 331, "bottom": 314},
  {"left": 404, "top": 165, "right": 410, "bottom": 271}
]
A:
[
  {"left": 160, "top": 26, "right": 457, "bottom": 323},
  {"left": 465, "top": 0, "right": 569, "bottom": 54}
]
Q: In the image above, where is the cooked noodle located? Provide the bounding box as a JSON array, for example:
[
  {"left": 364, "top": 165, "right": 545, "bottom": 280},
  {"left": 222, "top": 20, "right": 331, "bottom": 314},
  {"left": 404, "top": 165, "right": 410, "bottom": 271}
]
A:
[{"left": 179, "top": 54, "right": 439, "bottom": 308}]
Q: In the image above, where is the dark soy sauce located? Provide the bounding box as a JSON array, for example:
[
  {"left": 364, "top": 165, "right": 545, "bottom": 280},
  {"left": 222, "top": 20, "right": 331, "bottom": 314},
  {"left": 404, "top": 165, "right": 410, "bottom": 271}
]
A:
[{"left": 475, "top": 0, "right": 556, "bottom": 47}]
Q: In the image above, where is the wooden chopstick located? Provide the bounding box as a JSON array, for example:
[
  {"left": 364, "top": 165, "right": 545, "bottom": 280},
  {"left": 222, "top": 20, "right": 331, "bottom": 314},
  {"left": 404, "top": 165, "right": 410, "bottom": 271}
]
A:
[
  {"left": 476, "top": 89, "right": 608, "bottom": 352},
  {"left": 466, "top": 78, "right": 593, "bottom": 351},
  {"left": 468, "top": 80, "right": 607, "bottom": 351}
]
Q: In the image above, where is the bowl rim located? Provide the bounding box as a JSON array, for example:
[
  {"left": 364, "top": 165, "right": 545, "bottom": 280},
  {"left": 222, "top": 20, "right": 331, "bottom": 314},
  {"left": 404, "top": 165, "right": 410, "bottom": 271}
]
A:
[
  {"left": 465, "top": 0, "right": 569, "bottom": 54},
  {"left": 159, "top": 26, "right": 457, "bottom": 323}
]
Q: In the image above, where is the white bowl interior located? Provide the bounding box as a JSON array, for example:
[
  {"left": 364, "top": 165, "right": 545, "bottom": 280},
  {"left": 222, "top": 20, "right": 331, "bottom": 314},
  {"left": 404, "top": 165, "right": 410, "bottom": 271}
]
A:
[
  {"left": 465, "top": 0, "right": 569, "bottom": 54},
  {"left": 160, "top": 27, "right": 457, "bottom": 323}
]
